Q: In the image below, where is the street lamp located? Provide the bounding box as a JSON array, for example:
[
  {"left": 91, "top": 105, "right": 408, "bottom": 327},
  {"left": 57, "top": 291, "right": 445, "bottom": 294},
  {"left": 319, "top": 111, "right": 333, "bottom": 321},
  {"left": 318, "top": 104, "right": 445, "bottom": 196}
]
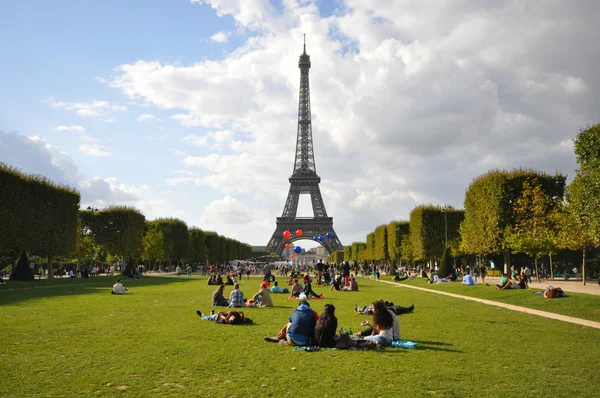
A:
[{"left": 87, "top": 206, "right": 98, "bottom": 268}]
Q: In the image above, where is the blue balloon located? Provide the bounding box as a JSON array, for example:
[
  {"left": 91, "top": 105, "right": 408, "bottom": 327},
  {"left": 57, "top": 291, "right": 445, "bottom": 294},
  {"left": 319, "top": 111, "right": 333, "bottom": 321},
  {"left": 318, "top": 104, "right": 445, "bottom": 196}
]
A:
[
  {"left": 318, "top": 235, "right": 324, "bottom": 242},
  {"left": 326, "top": 232, "right": 333, "bottom": 239},
  {"left": 313, "top": 236, "right": 318, "bottom": 241},
  {"left": 294, "top": 246, "right": 302, "bottom": 254}
]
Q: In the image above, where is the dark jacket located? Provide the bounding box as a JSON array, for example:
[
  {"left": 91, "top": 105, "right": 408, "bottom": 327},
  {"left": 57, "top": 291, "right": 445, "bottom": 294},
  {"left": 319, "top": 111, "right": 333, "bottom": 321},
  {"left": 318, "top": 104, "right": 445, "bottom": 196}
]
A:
[{"left": 212, "top": 290, "right": 229, "bottom": 306}]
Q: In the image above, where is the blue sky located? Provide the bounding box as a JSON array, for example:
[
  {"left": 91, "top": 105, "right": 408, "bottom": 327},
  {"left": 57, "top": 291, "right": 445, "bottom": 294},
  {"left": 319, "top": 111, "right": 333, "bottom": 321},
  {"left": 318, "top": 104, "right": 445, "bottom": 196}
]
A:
[{"left": 1, "top": 0, "right": 598, "bottom": 247}]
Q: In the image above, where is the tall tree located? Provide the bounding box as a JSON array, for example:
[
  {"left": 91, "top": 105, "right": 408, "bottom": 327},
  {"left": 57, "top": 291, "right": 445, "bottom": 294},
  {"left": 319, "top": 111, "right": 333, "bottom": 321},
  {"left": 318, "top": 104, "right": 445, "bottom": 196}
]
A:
[
  {"left": 460, "top": 169, "right": 565, "bottom": 273},
  {"left": 373, "top": 224, "right": 388, "bottom": 263},
  {"left": 505, "top": 179, "right": 562, "bottom": 282}
]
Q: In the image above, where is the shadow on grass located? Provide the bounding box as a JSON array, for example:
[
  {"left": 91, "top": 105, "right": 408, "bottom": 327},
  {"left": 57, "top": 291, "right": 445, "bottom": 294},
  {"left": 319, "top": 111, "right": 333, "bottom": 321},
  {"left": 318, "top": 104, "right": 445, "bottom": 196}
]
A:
[
  {"left": 0, "top": 275, "right": 190, "bottom": 306},
  {"left": 414, "top": 340, "right": 462, "bottom": 353}
]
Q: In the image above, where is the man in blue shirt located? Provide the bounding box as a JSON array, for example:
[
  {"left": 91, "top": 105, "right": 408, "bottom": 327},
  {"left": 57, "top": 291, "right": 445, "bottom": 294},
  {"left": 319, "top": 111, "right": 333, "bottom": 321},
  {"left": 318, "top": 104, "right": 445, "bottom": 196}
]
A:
[{"left": 270, "top": 299, "right": 316, "bottom": 346}]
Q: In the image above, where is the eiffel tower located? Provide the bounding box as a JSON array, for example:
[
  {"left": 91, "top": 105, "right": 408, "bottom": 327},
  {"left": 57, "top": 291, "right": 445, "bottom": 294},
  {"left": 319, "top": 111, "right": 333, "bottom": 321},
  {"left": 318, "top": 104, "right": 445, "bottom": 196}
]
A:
[{"left": 266, "top": 37, "right": 343, "bottom": 256}]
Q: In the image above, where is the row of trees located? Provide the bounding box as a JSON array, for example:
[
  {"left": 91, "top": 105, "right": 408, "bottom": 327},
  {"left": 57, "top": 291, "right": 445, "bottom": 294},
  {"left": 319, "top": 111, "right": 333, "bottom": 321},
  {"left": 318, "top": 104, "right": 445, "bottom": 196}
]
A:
[
  {"left": 0, "top": 163, "right": 253, "bottom": 280},
  {"left": 336, "top": 123, "right": 600, "bottom": 284}
]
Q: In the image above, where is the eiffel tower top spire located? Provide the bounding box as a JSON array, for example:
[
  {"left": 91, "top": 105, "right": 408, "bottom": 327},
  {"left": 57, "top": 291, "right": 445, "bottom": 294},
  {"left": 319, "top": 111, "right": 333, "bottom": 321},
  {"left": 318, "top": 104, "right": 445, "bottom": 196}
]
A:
[{"left": 293, "top": 36, "right": 316, "bottom": 176}]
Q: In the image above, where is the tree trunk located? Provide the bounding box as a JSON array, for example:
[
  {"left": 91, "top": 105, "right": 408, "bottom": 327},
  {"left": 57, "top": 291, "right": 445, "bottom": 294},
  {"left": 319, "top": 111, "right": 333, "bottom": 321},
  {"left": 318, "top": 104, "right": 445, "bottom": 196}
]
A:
[
  {"left": 503, "top": 250, "right": 512, "bottom": 275},
  {"left": 549, "top": 253, "right": 554, "bottom": 280},
  {"left": 534, "top": 256, "right": 540, "bottom": 283},
  {"left": 76, "top": 257, "right": 81, "bottom": 273},
  {"left": 47, "top": 255, "right": 53, "bottom": 279},
  {"left": 582, "top": 247, "right": 586, "bottom": 286}
]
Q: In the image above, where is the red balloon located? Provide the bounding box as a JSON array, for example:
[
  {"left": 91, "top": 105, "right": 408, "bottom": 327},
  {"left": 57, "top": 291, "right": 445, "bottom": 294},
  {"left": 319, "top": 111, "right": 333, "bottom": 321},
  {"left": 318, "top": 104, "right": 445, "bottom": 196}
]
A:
[
  {"left": 296, "top": 229, "right": 303, "bottom": 237},
  {"left": 283, "top": 230, "right": 291, "bottom": 239},
  {"left": 290, "top": 254, "right": 295, "bottom": 259},
  {"left": 285, "top": 243, "right": 291, "bottom": 249}
]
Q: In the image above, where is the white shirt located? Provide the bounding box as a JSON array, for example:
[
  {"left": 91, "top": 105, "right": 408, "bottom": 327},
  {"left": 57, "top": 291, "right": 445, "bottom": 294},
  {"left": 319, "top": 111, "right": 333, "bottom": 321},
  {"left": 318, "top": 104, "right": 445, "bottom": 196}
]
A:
[{"left": 112, "top": 283, "right": 127, "bottom": 294}]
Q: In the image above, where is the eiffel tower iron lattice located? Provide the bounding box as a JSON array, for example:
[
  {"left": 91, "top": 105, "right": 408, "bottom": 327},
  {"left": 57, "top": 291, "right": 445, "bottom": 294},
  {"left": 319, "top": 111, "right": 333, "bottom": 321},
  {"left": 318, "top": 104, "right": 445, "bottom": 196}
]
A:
[{"left": 266, "top": 38, "right": 343, "bottom": 256}]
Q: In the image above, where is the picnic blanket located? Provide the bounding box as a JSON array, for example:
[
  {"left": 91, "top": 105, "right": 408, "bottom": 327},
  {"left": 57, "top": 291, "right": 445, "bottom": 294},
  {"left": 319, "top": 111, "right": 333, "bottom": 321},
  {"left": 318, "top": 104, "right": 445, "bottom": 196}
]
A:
[{"left": 293, "top": 340, "right": 418, "bottom": 351}]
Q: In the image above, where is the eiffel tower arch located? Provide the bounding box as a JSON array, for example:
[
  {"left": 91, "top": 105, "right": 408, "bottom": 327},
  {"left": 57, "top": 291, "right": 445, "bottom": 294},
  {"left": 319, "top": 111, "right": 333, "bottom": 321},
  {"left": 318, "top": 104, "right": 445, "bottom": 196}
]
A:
[{"left": 266, "top": 38, "right": 343, "bottom": 256}]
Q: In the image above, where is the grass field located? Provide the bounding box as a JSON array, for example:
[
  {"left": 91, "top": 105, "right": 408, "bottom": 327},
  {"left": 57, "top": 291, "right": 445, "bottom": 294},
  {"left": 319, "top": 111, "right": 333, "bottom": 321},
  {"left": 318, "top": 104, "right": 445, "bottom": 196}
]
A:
[{"left": 1, "top": 275, "right": 599, "bottom": 397}]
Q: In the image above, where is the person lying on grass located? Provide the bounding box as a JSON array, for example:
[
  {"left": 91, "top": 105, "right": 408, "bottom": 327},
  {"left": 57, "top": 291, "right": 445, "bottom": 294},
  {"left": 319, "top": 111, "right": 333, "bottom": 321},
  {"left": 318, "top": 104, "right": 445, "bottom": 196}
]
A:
[
  {"left": 353, "top": 301, "right": 395, "bottom": 347},
  {"left": 355, "top": 300, "right": 414, "bottom": 316},
  {"left": 196, "top": 309, "right": 252, "bottom": 324},
  {"left": 212, "top": 284, "right": 229, "bottom": 307},
  {"left": 112, "top": 279, "right": 129, "bottom": 294},
  {"left": 302, "top": 275, "right": 323, "bottom": 299},
  {"left": 270, "top": 281, "right": 289, "bottom": 294},
  {"left": 534, "top": 286, "right": 566, "bottom": 298},
  {"left": 247, "top": 282, "right": 273, "bottom": 307}
]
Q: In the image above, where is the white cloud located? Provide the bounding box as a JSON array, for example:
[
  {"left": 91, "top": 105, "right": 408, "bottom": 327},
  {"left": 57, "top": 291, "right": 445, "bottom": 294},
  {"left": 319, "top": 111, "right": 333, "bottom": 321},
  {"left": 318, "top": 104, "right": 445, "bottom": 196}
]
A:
[
  {"left": 79, "top": 144, "right": 112, "bottom": 157},
  {"left": 210, "top": 31, "right": 230, "bottom": 43},
  {"left": 102, "top": 0, "right": 596, "bottom": 244},
  {"left": 136, "top": 113, "right": 162, "bottom": 122},
  {"left": 55, "top": 125, "right": 85, "bottom": 133},
  {"left": 47, "top": 97, "right": 127, "bottom": 120}
]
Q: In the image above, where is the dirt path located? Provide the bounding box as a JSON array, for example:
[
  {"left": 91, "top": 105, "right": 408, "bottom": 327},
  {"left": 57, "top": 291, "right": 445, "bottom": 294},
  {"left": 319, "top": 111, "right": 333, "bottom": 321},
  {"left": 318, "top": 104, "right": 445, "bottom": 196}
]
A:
[{"left": 380, "top": 280, "right": 600, "bottom": 330}]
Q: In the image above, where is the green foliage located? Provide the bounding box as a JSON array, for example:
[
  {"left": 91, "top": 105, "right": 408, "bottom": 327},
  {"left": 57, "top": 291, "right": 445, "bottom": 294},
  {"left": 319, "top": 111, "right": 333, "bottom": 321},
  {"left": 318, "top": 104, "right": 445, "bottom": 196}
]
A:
[
  {"left": 460, "top": 168, "right": 566, "bottom": 257},
  {"left": 94, "top": 206, "right": 146, "bottom": 261},
  {"left": 409, "top": 205, "right": 463, "bottom": 261},
  {"left": 143, "top": 224, "right": 165, "bottom": 265},
  {"left": 386, "top": 221, "right": 405, "bottom": 263},
  {"left": 364, "top": 233, "right": 375, "bottom": 262},
  {"left": 0, "top": 163, "right": 80, "bottom": 278},
  {"left": 573, "top": 122, "right": 600, "bottom": 167},
  {"left": 327, "top": 250, "right": 344, "bottom": 264},
  {"left": 187, "top": 228, "right": 206, "bottom": 263},
  {"left": 399, "top": 234, "right": 413, "bottom": 264},
  {"left": 438, "top": 247, "right": 453, "bottom": 278},
  {"left": 204, "top": 231, "right": 219, "bottom": 264},
  {"left": 350, "top": 242, "right": 366, "bottom": 263},
  {"left": 505, "top": 179, "right": 561, "bottom": 262},
  {"left": 146, "top": 218, "right": 188, "bottom": 265},
  {"left": 373, "top": 224, "right": 388, "bottom": 262},
  {"left": 9, "top": 250, "right": 34, "bottom": 281},
  {"left": 343, "top": 245, "right": 352, "bottom": 262}
]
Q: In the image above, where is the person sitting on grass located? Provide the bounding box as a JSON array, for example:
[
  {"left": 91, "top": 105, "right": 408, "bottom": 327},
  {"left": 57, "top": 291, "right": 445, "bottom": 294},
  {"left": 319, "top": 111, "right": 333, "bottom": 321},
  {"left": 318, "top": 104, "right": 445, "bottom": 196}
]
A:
[
  {"left": 330, "top": 275, "right": 343, "bottom": 291},
  {"left": 212, "top": 284, "right": 229, "bottom": 307},
  {"left": 534, "top": 286, "right": 566, "bottom": 298},
  {"left": 290, "top": 279, "right": 303, "bottom": 298},
  {"left": 275, "top": 299, "right": 317, "bottom": 346},
  {"left": 229, "top": 283, "right": 246, "bottom": 308},
  {"left": 302, "top": 275, "right": 323, "bottom": 299},
  {"left": 216, "top": 274, "right": 224, "bottom": 285},
  {"left": 314, "top": 304, "right": 338, "bottom": 348},
  {"left": 225, "top": 275, "right": 235, "bottom": 285},
  {"left": 207, "top": 274, "right": 217, "bottom": 285},
  {"left": 271, "top": 281, "right": 289, "bottom": 294},
  {"left": 357, "top": 301, "right": 394, "bottom": 347},
  {"left": 462, "top": 272, "right": 475, "bottom": 286},
  {"left": 496, "top": 273, "right": 512, "bottom": 290},
  {"left": 247, "top": 282, "right": 273, "bottom": 307},
  {"left": 196, "top": 309, "right": 252, "bottom": 325},
  {"left": 112, "top": 279, "right": 129, "bottom": 294},
  {"left": 342, "top": 276, "right": 358, "bottom": 291}
]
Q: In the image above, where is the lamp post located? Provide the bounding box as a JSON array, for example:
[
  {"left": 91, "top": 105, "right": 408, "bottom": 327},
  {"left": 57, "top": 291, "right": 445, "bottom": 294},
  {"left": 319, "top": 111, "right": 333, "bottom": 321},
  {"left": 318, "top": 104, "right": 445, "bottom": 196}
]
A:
[
  {"left": 443, "top": 205, "right": 449, "bottom": 249},
  {"left": 87, "top": 206, "right": 98, "bottom": 268}
]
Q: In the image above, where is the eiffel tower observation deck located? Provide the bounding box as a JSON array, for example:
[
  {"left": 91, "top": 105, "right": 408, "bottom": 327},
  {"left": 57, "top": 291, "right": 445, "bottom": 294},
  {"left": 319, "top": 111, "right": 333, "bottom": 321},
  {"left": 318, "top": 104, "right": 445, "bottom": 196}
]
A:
[{"left": 266, "top": 37, "right": 343, "bottom": 256}]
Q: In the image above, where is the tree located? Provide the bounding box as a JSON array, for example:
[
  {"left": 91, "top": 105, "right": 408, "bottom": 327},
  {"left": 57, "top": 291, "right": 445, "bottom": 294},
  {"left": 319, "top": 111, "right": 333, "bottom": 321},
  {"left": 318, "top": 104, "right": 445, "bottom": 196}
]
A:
[
  {"left": 438, "top": 247, "right": 453, "bottom": 278},
  {"left": 460, "top": 169, "right": 565, "bottom": 274},
  {"left": 505, "top": 179, "right": 561, "bottom": 282},
  {"left": 561, "top": 122, "right": 600, "bottom": 285},
  {"left": 94, "top": 206, "right": 145, "bottom": 275},
  {"left": 373, "top": 224, "right": 388, "bottom": 263},
  {"left": 205, "top": 232, "right": 220, "bottom": 264},
  {"left": 10, "top": 251, "right": 34, "bottom": 281},
  {"left": 143, "top": 225, "right": 165, "bottom": 270},
  {"left": 187, "top": 228, "right": 206, "bottom": 264}
]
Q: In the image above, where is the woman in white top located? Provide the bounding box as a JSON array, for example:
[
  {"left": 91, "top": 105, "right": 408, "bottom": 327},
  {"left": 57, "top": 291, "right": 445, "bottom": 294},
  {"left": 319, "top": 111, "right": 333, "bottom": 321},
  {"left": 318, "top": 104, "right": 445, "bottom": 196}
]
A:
[
  {"left": 361, "top": 301, "right": 394, "bottom": 346},
  {"left": 112, "top": 279, "right": 128, "bottom": 294}
]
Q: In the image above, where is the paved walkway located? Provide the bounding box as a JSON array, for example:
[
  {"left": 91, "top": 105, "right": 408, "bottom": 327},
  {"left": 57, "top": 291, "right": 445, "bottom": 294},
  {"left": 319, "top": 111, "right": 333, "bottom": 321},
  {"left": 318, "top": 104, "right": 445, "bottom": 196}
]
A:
[
  {"left": 379, "top": 279, "right": 600, "bottom": 330},
  {"left": 486, "top": 276, "right": 600, "bottom": 295}
]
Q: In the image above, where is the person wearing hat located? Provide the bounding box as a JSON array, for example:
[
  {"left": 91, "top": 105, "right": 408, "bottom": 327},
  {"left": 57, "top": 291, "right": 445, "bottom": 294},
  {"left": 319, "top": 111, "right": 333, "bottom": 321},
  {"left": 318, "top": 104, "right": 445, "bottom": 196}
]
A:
[{"left": 275, "top": 299, "right": 317, "bottom": 346}]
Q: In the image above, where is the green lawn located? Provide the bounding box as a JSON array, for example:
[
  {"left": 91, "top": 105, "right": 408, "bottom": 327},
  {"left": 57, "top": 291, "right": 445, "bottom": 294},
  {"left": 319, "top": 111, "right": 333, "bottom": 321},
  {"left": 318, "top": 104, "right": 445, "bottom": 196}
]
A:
[
  {"left": 391, "top": 277, "right": 600, "bottom": 322},
  {"left": 1, "top": 275, "right": 599, "bottom": 397}
]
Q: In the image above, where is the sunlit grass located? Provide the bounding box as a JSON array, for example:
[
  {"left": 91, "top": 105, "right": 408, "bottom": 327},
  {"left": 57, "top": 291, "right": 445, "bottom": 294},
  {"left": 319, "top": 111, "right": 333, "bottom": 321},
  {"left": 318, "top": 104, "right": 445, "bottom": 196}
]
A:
[{"left": 1, "top": 275, "right": 599, "bottom": 397}]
